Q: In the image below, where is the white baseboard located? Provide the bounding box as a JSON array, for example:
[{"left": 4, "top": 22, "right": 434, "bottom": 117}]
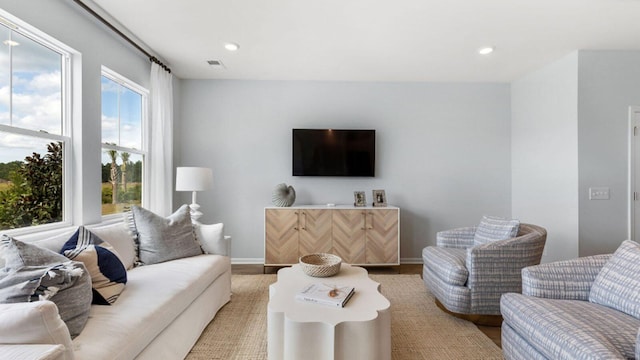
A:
[{"left": 231, "top": 258, "right": 424, "bottom": 265}]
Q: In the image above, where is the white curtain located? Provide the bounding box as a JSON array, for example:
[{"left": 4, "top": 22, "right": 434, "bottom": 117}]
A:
[{"left": 148, "top": 62, "right": 173, "bottom": 216}]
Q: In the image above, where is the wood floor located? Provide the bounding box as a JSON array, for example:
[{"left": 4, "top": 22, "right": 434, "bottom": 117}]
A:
[{"left": 232, "top": 264, "right": 501, "bottom": 348}]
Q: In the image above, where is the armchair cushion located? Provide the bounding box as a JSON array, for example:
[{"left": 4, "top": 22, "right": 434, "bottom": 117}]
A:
[
  {"left": 473, "top": 215, "right": 519, "bottom": 246},
  {"left": 589, "top": 240, "right": 640, "bottom": 319},
  {"left": 422, "top": 247, "right": 468, "bottom": 286}
]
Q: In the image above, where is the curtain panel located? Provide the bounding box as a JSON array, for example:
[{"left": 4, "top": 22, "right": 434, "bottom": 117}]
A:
[{"left": 148, "top": 63, "right": 173, "bottom": 216}]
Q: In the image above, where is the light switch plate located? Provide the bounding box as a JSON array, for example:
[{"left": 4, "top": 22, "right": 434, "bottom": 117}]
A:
[{"left": 589, "top": 187, "right": 610, "bottom": 200}]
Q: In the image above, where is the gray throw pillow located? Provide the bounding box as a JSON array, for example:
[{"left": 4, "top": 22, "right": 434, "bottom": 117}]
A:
[
  {"left": 0, "top": 235, "right": 92, "bottom": 338},
  {"left": 129, "top": 205, "right": 203, "bottom": 265}
]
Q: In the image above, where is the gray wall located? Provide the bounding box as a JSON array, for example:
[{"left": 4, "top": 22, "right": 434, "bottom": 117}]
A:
[
  {"left": 511, "top": 52, "right": 579, "bottom": 262},
  {"left": 0, "top": 0, "right": 151, "bottom": 225},
  {"left": 578, "top": 50, "right": 640, "bottom": 256},
  {"left": 511, "top": 50, "right": 640, "bottom": 260},
  {"left": 176, "top": 80, "right": 512, "bottom": 262}
]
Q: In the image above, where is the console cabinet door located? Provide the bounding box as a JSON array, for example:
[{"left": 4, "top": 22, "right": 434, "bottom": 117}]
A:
[
  {"left": 298, "top": 209, "right": 332, "bottom": 256},
  {"left": 365, "top": 209, "right": 399, "bottom": 264},
  {"left": 265, "top": 209, "right": 299, "bottom": 264},
  {"left": 332, "top": 210, "right": 366, "bottom": 264}
]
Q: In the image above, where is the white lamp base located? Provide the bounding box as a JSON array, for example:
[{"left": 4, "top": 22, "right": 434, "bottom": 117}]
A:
[{"left": 189, "top": 203, "right": 203, "bottom": 223}]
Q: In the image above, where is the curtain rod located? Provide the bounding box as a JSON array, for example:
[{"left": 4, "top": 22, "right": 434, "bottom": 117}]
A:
[{"left": 72, "top": 0, "right": 171, "bottom": 73}]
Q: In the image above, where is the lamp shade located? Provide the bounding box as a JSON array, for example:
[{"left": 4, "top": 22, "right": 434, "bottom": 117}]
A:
[{"left": 175, "top": 167, "right": 213, "bottom": 191}]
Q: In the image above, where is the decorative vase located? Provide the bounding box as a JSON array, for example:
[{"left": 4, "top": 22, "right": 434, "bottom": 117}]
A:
[{"left": 272, "top": 183, "right": 296, "bottom": 207}]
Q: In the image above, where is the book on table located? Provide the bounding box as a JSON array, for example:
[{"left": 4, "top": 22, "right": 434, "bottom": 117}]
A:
[{"left": 295, "top": 283, "right": 355, "bottom": 307}]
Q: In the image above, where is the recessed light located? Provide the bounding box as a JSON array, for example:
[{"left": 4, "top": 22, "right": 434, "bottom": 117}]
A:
[
  {"left": 478, "top": 46, "right": 494, "bottom": 55},
  {"left": 224, "top": 42, "right": 239, "bottom": 51},
  {"left": 3, "top": 40, "right": 19, "bottom": 47}
]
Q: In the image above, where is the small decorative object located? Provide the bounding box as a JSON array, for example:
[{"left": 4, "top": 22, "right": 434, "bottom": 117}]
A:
[
  {"left": 354, "top": 191, "right": 366, "bottom": 207},
  {"left": 272, "top": 183, "right": 296, "bottom": 207},
  {"left": 299, "top": 253, "right": 342, "bottom": 277},
  {"left": 372, "top": 189, "right": 387, "bottom": 207}
]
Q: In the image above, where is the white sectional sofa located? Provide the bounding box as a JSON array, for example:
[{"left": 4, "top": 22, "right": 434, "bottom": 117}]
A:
[{"left": 0, "top": 220, "right": 232, "bottom": 360}]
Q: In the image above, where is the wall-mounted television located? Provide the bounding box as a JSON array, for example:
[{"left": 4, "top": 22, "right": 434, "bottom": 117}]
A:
[{"left": 292, "top": 129, "right": 375, "bottom": 177}]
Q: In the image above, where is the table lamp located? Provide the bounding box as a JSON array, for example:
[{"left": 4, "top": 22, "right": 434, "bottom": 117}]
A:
[{"left": 175, "top": 167, "right": 213, "bottom": 222}]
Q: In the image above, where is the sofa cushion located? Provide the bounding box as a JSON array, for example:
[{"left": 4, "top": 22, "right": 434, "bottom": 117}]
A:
[
  {"left": 422, "top": 247, "right": 468, "bottom": 286},
  {"left": 71, "top": 254, "right": 230, "bottom": 359},
  {"left": 61, "top": 226, "right": 127, "bottom": 305},
  {"left": 589, "top": 240, "right": 640, "bottom": 319},
  {"left": 473, "top": 215, "right": 520, "bottom": 246},
  {"left": 501, "top": 293, "right": 639, "bottom": 359},
  {"left": 128, "top": 205, "right": 203, "bottom": 265},
  {"left": 0, "top": 236, "right": 92, "bottom": 338}
]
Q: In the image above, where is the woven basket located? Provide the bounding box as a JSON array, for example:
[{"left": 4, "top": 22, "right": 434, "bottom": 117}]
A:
[{"left": 299, "top": 253, "right": 342, "bottom": 277}]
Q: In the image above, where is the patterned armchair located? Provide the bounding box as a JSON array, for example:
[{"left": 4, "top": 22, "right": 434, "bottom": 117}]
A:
[
  {"left": 422, "top": 221, "right": 546, "bottom": 318},
  {"left": 501, "top": 240, "right": 640, "bottom": 359}
]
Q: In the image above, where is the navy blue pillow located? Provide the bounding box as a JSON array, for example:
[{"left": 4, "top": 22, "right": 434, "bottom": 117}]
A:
[{"left": 61, "top": 226, "right": 127, "bottom": 305}]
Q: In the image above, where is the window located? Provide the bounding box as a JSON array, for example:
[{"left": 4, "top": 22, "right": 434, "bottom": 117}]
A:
[
  {"left": 0, "top": 14, "right": 71, "bottom": 231},
  {"left": 101, "top": 67, "right": 147, "bottom": 216}
]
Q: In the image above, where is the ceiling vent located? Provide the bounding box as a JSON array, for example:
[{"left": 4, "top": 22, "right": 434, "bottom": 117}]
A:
[{"left": 206, "top": 59, "right": 225, "bottom": 68}]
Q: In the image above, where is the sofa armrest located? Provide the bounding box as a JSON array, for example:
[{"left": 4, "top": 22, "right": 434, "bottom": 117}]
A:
[
  {"left": 521, "top": 254, "right": 612, "bottom": 300},
  {"left": 436, "top": 226, "right": 477, "bottom": 248},
  {"left": 194, "top": 223, "right": 231, "bottom": 256},
  {"left": 0, "top": 301, "right": 73, "bottom": 360},
  {"left": 0, "top": 344, "right": 65, "bottom": 360}
]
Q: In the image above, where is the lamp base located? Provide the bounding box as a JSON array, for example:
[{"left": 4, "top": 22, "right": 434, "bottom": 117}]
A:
[{"left": 189, "top": 203, "right": 203, "bottom": 223}]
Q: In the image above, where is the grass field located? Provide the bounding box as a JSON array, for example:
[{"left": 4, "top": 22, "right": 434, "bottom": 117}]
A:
[
  {"left": 101, "top": 182, "right": 141, "bottom": 215},
  {"left": 0, "top": 183, "right": 10, "bottom": 191}
]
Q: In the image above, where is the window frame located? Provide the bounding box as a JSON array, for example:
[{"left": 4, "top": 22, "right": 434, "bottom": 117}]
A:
[
  {"left": 100, "top": 66, "right": 149, "bottom": 220},
  {"left": 0, "top": 10, "right": 75, "bottom": 236}
]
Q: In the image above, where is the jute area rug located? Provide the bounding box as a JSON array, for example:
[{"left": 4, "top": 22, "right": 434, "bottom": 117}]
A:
[{"left": 186, "top": 274, "right": 502, "bottom": 360}]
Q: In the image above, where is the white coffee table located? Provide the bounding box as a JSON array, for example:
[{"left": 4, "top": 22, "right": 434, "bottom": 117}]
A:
[{"left": 267, "top": 263, "right": 391, "bottom": 360}]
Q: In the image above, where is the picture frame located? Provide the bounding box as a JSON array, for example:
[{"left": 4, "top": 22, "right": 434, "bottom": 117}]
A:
[
  {"left": 372, "top": 190, "right": 387, "bottom": 207},
  {"left": 354, "top": 191, "right": 366, "bottom": 207}
]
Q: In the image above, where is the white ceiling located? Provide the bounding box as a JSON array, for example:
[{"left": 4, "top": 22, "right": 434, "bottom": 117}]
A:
[{"left": 90, "top": 0, "right": 640, "bottom": 82}]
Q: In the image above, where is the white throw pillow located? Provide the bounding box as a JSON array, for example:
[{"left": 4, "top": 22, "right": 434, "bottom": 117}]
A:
[{"left": 196, "top": 223, "right": 225, "bottom": 255}]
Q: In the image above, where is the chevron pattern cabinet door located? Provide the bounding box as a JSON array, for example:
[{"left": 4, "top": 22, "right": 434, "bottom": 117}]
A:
[
  {"left": 299, "top": 209, "right": 332, "bottom": 256},
  {"left": 365, "top": 209, "right": 399, "bottom": 264},
  {"left": 265, "top": 209, "right": 299, "bottom": 264},
  {"left": 332, "top": 210, "right": 366, "bottom": 264}
]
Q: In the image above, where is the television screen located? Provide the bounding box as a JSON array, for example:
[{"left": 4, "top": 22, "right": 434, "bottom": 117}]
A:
[{"left": 292, "top": 129, "right": 375, "bottom": 177}]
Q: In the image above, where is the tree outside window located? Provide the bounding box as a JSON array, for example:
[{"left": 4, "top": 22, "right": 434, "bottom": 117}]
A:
[{"left": 0, "top": 18, "right": 70, "bottom": 231}]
